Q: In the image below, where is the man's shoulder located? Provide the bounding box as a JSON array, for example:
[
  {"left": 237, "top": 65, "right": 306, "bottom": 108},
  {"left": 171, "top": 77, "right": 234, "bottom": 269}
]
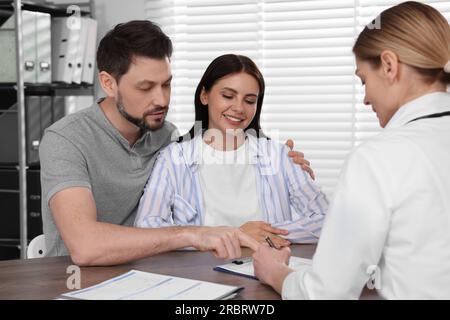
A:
[
  {"left": 45, "top": 105, "right": 97, "bottom": 138},
  {"left": 141, "top": 120, "right": 179, "bottom": 155}
]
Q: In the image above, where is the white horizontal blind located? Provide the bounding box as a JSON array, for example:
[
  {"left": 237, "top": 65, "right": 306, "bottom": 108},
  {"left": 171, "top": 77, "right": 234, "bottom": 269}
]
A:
[
  {"left": 146, "top": 0, "right": 450, "bottom": 197},
  {"left": 146, "top": 0, "right": 262, "bottom": 134},
  {"left": 262, "top": 0, "right": 356, "bottom": 196}
]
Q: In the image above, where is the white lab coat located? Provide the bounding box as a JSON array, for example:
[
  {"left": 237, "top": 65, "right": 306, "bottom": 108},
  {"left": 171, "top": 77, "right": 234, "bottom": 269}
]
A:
[{"left": 282, "top": 92, "right": 450, "bottom": 299}]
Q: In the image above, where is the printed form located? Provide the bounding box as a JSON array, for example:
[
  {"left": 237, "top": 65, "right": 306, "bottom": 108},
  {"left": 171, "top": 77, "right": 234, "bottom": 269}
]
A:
[{"left": 62, "top": 270, "right": 242, "bottom": 300}]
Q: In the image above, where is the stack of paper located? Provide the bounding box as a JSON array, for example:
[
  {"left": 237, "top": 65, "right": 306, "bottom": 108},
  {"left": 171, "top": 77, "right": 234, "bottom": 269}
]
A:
[
  {"left": 214, "top": 256, "right": 312, "bottom": 279},
  {"left": 62, "top": 270, "right": 242, "bottom": 300}
]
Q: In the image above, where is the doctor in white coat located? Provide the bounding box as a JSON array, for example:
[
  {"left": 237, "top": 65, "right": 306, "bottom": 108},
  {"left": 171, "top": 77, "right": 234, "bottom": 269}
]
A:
[{"left": 252, "top": 1, "right": 450, "bottom": 299}]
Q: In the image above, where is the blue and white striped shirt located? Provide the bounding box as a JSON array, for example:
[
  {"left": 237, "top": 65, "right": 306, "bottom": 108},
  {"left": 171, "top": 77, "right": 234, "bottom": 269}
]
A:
[{"left": 135, "top": 134, "right": 329, "bottom": 243}]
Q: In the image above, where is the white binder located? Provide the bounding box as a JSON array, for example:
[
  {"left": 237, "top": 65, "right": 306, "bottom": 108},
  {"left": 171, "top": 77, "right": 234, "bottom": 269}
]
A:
[
  {"left": 51, "top": 17, "right": 81, "bottom": 83},
  {"left": 35, "top": 12, "right": 52, "bottom": 83},
  {"left": 0, "top": 11, "right": 16, "bottom": 82},
  {"left": 0, "top": 10, "right": 37, "bottom": 83},
  {"left": 72, "top": 17, "right": 89, "bottom": 84},
  {"left": 0, "top": 10, "right": 52, "bottom": 83},
  {"left": 21, "top": 10, "right": 37, "bottom": 83},
  {"left": 81, "top": 18, "right": 97, "bottom": 84}
]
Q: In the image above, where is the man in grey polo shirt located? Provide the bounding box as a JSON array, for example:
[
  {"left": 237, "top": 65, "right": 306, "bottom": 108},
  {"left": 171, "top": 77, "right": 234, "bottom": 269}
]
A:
[
  {"left": 40, "top": 97, "right": 177, "bottom": 258},
  {"left": 40, "top": 21, "right": 311, "bottom": 266}
]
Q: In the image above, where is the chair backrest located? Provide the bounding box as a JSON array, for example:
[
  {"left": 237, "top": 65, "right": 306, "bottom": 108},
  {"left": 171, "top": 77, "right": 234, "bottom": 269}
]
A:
[{"left": 27, "top": 234, "right": 47, "bottom": 259}]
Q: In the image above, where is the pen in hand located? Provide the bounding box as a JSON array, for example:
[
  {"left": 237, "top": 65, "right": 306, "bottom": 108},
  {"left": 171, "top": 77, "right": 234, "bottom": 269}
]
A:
[{"left": 264, "top": 236, "right": 279, "bottom": 250}]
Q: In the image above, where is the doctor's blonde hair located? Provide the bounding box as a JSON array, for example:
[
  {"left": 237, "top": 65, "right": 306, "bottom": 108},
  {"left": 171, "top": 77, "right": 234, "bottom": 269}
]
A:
[{"left": 353, "top": 1, "right": 450, "bottom": 84}]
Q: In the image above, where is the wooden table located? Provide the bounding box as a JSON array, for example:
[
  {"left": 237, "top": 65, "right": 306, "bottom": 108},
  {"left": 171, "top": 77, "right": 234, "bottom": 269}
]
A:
[{"left": 0, "top": 244, "right": 379, "bottom": 300}]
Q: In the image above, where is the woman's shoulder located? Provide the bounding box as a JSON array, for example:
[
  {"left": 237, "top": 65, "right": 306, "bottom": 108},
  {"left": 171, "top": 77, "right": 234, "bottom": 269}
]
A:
[
  {"left": 246, "top": 135, "right": 292, "bottom": 175},
  {"left": 251, "top": 136, "right": 291, "bottom": 161},
  {"left": 155, "top": 140, "right": 183, "bottom": 161},
  {"left": 157, "top": 136, "right": 199, "bottom": 165},
  {"left": 247, "top": 134, "right": 287, "bottom": 149}
]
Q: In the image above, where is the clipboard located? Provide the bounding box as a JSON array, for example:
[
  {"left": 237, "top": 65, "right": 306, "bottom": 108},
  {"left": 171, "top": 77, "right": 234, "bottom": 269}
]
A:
[{"left": 214, "top": 256, "right": 312, "bottom": 280}]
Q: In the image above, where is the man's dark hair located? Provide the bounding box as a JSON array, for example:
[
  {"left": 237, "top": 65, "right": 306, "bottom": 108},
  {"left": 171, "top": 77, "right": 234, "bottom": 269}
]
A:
[{"left": 96, "top": 20, "right": 172, "bottom": 82}]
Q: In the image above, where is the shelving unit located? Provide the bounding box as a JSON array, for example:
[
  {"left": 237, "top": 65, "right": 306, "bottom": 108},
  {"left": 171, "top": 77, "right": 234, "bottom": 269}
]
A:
[
  {"left": 0, "top": 0, "right": 94, "bottom": 260},
  {"left": 0, "top": 0, "right": 93, "bottom": 17}
]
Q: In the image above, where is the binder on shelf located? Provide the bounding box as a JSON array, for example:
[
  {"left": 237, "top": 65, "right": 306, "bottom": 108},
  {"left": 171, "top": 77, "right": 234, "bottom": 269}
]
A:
[
  {"left": 81, "top": 18, "right": 97, "bottom": 84},
  {"left": 22, "top": 10, "right": 37, "bottom": 83},
  {"left": 72, "top": 17, "right": 97, "bottom": 84},
  {"left": 0, "top": 10, "right": 52, "bottom": 83},
  {"left": 39, "top": 96, "right": 53, "bottom": 157},
  {"left": 0, "top": 93, "right": 90, "bottom": 166},
  {"left": 52, "top": 95, "right": 65, "bottom": 122},
  {"left": 72, "top": 17, "right": 89, "bottom": 84},
  {"left": 0, "top": 96, "right": 41, "bottom": 165},
  {"left": 51, "top": 17, "right": 81, "bottom": 83},
  {"left": 0, "top": 12, "right": 15, "bottom": 82},
  {"left": 25, "top": 96, "right": 41, "bottom": 164},
  {"left": 35, "top": 12, "right": 52, "bottom": 84}
]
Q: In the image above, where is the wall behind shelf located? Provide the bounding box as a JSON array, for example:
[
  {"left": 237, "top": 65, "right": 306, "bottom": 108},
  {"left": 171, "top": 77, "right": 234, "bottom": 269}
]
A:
[
  {"left": 92, "top": 0, "right": 146, "bottom": 98},
  {"left": 44, "top": 0, "right": 146, "bottom": 98}
]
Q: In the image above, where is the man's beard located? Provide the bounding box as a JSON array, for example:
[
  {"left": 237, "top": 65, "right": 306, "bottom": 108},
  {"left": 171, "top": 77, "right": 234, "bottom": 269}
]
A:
[{"left": 116, "top": 94, "right": 166, "bottom": 132}]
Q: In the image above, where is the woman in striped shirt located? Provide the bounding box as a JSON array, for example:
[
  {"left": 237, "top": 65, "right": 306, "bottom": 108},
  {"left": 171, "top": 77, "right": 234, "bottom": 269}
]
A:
[{"left": 135, "top": 54, "right": 329, "bottom": 248}]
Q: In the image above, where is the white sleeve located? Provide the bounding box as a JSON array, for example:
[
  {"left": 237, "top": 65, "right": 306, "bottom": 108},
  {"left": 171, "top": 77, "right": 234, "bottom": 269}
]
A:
[{"left": 282, "top": 145, "right": 392, "bottom": 299}]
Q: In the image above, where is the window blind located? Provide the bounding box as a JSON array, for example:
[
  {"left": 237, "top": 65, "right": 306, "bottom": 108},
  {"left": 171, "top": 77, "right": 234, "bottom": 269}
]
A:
[
  {"left": 262, "top": 0, "right": 356, "bottom": 195},
  {"left": 145, "top": 0, "right": 450, "bottom": 197},
  {"left": 146, "top": 0, "right": 262, "bottom": 136}
]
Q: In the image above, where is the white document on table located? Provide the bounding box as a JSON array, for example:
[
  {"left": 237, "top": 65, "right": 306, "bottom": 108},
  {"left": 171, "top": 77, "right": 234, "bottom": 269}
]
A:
[
  {"left": 62, "top": 270, "right": 242, "bottom": 300},
  {"left": 214, "top": 256, "right": 312, "bottom": 280}
]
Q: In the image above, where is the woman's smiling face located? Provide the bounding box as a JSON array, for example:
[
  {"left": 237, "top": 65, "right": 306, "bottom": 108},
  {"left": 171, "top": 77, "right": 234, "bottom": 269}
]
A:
[{"left": 201, "top": 72, "right": 260, "bottom": 135}]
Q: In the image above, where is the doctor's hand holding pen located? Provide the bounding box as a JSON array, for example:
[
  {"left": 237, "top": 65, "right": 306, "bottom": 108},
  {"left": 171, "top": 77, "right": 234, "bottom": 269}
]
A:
[{"left": 252, "top": 240, "right": 293, "bottom": 294}]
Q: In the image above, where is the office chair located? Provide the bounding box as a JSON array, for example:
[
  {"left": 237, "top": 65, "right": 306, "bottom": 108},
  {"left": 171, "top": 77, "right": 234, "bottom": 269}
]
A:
[{"left": 27, "top": 234, "right": 47, "bottom": 259}]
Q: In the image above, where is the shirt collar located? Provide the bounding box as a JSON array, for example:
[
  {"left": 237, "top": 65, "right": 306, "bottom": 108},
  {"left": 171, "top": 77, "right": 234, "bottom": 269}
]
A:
[
  {"left": 93, "top": 98, "right": 130, "bottom": 148},
  {"left": 385, "top": 92, "right": 450, "bottom": 129},
  {"left": 93, "top": 98, "right": 154, "bottom": 152},
  {"left": 183, "top": 132, "right": 266, "bottom": 167}
]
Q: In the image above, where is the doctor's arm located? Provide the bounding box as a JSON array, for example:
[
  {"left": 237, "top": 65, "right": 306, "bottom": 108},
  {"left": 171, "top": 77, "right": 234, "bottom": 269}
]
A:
[{"left": 254, "top": 146, "right": 391, "bottom": 298}]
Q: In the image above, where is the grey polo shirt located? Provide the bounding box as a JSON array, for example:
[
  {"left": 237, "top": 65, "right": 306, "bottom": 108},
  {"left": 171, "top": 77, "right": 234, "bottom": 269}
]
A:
[{"left": 39, "top": 99, "right": 177, "bottom": 256}]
